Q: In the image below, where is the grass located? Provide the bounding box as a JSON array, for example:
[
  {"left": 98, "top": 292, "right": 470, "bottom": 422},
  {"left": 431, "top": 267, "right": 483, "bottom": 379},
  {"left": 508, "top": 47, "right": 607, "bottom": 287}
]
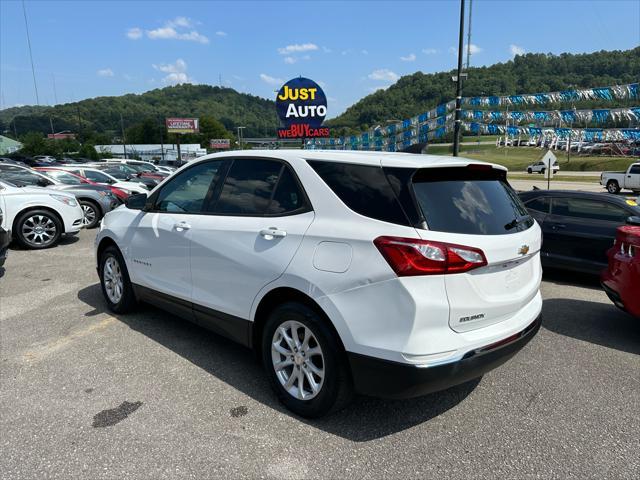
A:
[{"left": 425, "top": 143, "right": 638, "bottom": 172}]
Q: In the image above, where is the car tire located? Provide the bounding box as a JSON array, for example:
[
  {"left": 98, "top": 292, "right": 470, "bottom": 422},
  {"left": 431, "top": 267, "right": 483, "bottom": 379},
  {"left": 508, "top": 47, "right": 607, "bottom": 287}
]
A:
[
  {"left": 15, "top": 209, "right": 62, "bottom": 249},
  {"left": 262, "top": 302, "right": 353, "bottom": 418},
  {"left": 540, "top": 168, "right": 546, "bottom": 175},
  {"left": 99, "top": 245, "right": 137, "bottom": 313},
  {"left": 79, "top": 200, "right": 101, "bottom": 229},
  {"left": 607, "top": 181, "right": 621, "bottom": 194},
  {"left": 527, "top": 168, "right": 532, "bottom": 174}
]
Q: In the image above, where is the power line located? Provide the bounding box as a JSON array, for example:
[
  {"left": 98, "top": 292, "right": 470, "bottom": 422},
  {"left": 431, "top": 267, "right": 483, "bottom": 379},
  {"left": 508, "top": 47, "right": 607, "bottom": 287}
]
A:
[{"left": 22, "top": 0, "right": 39, "bottom": 106}]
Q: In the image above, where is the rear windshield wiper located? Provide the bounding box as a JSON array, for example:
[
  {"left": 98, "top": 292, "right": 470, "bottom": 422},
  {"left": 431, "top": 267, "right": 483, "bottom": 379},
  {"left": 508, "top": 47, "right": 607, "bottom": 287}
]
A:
[{"left": 504, "top": 215, "right": 531, "bottom": 231}]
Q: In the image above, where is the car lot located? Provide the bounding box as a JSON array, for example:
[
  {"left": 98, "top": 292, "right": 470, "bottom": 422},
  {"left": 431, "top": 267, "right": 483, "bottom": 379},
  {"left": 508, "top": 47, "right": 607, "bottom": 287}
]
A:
[{"left": 1, "top": 229, "right": 639, "bottom": 479}]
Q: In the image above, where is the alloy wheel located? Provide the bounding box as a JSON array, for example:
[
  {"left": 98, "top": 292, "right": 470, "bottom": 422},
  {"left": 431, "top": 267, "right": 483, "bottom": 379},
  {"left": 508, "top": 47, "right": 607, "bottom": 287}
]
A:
[
  {"left": 271, "top": 320, "right": 325, "bottom": 401},
  {"left": 81, "top": 204, "right": 97, "bottom": 227},
  {"left": 103, "top": 256, "right": 124, "bottom": 304},
  {"left": 21, "top": 214, "right": 57, "bottom": 247}
]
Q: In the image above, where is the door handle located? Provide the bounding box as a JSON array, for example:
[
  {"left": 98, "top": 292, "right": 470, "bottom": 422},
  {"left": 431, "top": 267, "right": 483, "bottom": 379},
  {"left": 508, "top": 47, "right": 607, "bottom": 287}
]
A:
[
  {"left": 175, "top": 221, "right": 191, "bottom": 232},
  {"left": 260, "top": 227, "right": 287, "bottom": 240},
  {"left": 551, "top": 224, "right": 566, "bottom": 230}
]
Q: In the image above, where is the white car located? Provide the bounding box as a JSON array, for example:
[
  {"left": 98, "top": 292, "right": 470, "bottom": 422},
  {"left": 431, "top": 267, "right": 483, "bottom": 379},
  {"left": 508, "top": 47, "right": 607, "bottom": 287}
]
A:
[
  {"left": 0, "top": 179, "right": 84, "bottom": 249},
  {"left": 526, "top": 160, "right": 560, "bottom": 174},
  {"left": 95, "top": 150, "right": 543, "bottom": 417},
  {"left": 53, "top": 166, "right": 149, "bottom": 194}
]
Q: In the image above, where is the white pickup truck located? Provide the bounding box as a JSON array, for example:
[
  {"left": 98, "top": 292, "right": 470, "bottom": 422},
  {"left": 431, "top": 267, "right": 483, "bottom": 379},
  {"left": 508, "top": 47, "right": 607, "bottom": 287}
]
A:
[{"left": 601, "top": 163, "right": 640, "bottom": 194}]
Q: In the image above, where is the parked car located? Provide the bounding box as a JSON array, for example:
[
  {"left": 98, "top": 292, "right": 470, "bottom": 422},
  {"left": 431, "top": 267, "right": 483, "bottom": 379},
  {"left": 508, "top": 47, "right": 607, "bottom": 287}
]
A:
[
  {"left": 96, "top": 150, "right": 542, "bottom": 418},
  {"left": 52, "top": 165, "right": 149, "bottom": 194},
  {"left": 0, "top": 157, "right": 27, "bottom": 167},
  {"left": 0, "top": 204, "right": 9, "bottom": 267},
  {"left": 0, "top": 178, "right": 83, "bottom": 249},
  {"left": 35, "top": 167, "right": 130, "bottom": 202},
  {"left": 600, "top": 163, "right": 640, "bottom": 194},
  {"left": 526, "top": 160, "right": 560, "bottom": 175},
  {"left": 96, "top": 164, "right": 160, "bottom": 190},
  {"left": 0, "top": 164, "right": 119, "bottom": 229},
  {"left": 601, "top": 222, "right": 640, "bottom": 317},
  {"left": 519, "top": 189, "right": 640, "bottom": 274}
]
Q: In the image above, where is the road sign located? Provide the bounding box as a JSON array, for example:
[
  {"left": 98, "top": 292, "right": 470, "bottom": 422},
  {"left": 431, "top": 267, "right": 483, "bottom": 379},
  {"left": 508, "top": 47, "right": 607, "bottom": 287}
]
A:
[
  {"left": 166, "top": 118, "right": 199, "bottom": 134},
  {"left": 210, "top": 138, "right": 230, "bottom": 149}
]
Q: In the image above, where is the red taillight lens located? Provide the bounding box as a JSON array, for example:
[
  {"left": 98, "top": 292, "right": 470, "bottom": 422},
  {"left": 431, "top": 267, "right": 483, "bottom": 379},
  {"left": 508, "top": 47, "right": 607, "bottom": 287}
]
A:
[{"left": 373, "top": 236, "right": 488, "bottom": 276}]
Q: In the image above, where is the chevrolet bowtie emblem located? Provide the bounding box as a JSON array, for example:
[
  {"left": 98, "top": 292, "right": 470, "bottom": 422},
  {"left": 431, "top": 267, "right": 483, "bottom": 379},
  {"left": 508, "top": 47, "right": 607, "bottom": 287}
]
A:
[{"left": 518, "top": 245, "right": 530, "bottom": 255}]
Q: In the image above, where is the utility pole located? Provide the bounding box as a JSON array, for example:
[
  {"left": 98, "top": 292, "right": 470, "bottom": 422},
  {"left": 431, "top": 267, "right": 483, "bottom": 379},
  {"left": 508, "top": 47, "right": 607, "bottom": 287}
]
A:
[
  {"left": 465, "top": 0, "right": 473, "bottom": 70},
  {"left": 452, "top": 0, "right": 466, "bottom": 157},
  {"left": 160, "top": 129, "right": 165, "bottom": 164},
  {"left": 120, "top": 112, "right": 127, "bottom": 159},
  {"left": 237, "top": 126, "right": 245, "bottom": 150}
]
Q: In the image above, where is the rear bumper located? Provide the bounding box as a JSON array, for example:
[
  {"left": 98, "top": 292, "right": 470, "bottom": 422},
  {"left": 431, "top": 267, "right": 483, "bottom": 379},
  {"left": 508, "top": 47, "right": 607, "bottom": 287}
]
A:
[
  {"left": 347, "top": 314, "right": 541, "bottom": 399},
  {"left": 0, "top": 227, "right": 10, "bottom": 267}
]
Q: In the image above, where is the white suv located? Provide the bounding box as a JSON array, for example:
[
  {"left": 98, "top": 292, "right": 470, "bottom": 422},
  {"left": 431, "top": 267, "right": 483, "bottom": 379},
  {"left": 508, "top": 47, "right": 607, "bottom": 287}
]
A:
[{"left": 95, "top": 150, "right": 542, "bottom": 417}]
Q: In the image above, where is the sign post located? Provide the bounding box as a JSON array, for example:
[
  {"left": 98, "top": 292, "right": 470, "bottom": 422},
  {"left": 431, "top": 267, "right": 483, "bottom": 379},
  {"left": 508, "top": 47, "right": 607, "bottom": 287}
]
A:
[
  {"left": 541, "top": 150, "right": 556, "bottom": 190},
  {"left": 275, "top": 77, "right": 330, "bottom": 144},
  {"left": 166, "top": 118, "right": 199, "bottom": 165}
]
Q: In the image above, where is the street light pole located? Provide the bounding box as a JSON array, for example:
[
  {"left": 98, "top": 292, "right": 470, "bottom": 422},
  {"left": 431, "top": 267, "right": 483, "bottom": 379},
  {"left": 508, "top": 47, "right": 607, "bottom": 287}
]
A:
[
  {"left": 237, "top": 126, "right": 245, "bottom": 150},
  {"left": 453, "top": 0, "right": 466, "bottom": 157}
]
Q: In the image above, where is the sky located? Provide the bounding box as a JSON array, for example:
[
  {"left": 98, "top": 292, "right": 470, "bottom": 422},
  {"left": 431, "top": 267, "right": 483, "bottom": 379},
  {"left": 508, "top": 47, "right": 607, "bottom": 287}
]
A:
[{"left": 1, "top": 0, "right": 639, "bottom": 118}]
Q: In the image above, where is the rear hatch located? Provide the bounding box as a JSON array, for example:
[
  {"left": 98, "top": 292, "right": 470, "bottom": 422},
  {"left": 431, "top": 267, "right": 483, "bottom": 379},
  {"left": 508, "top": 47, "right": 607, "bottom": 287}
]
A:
[{"left": 410, "top": 165, "right": 542, "bottom": 332}]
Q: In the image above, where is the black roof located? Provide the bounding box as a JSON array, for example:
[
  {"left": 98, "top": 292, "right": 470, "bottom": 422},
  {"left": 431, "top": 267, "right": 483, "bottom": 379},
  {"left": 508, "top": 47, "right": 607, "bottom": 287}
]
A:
[{"left": 518, "top": 189, "right": 639, "bottom": 209}]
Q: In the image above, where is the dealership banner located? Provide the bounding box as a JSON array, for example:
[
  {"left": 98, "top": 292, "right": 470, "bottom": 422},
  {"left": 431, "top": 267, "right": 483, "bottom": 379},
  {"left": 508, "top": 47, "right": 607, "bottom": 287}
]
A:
[
  {"left": 210, "top": 138, "right": 230, "bottom": 149},
  {"left": 166, "top": 118, "right": 199, "bottom": 134},
  {"left": 276, "top": 77, "right": 330, "bottom": 138},
  {"left": 461, "top": 106, "right": 640, "bottom": 125}
]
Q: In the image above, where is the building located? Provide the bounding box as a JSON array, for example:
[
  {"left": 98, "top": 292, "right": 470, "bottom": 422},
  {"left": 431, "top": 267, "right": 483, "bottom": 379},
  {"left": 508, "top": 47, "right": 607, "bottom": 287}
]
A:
[
  {"left": 95, "top": 143, "right": 207, "bottom": 164},
  {"left": 0, "top": 135, "right": 23, "bottom": 155}
]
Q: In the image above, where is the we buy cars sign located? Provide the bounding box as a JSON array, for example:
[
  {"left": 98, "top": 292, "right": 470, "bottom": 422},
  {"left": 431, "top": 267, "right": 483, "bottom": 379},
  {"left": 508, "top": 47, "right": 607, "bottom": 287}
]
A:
[
  {"left": 276, "top": 77, "right": 329, "bottom": 139},
  {"left": 166, "top": 118, "right": 199, "bottom": 134}
]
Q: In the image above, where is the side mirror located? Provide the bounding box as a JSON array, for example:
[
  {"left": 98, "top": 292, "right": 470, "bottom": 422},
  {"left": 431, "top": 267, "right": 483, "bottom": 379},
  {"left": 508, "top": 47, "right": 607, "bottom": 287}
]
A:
[
  {"left": 626, "top": 216, "right": 640, "bottom": 226},
  {"left": 125, "top": 192, "right": 148, "bottom": 210}
]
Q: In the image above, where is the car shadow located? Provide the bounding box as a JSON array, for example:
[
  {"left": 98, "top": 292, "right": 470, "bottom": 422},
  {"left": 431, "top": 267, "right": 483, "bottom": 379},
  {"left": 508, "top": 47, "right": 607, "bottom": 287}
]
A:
[
  {"left": 77, "top": 283, "right": 479, "bottom": 441},
  {"left": 8, "top": 234, "right": 80, "bottom": 251},
  {"left": 542, "top": 298, "right": 640, "bottom": 355},
  {"left": 542, "top": 267, "right": 603, "bottom": 291},
  {"left": 0, "top": 266, "right": 5, "bottom": 278}
]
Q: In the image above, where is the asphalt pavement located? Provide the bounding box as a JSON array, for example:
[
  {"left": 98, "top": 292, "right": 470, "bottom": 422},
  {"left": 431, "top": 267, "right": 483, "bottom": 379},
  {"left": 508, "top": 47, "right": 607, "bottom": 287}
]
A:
[{"left": 1, "top": 230, "right": 638, "bottom": 479}]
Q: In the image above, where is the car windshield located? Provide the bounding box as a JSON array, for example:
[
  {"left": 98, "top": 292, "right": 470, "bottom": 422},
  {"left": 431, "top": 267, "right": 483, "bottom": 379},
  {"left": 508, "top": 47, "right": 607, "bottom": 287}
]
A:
[
  {"left": 0, "top": 167, "right": 55, "bottom": 187},
  {"left": 102, "top": 168, "right": 129, "bottom": 180},
  {"left": 41, "top": 170, "right": 85, "bottom": 185}
]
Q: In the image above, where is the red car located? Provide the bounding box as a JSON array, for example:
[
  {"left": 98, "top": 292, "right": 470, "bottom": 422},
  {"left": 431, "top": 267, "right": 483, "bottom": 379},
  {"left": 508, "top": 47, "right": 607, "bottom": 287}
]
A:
[
  {"left": 35, "top": 167, "right": 130, "bottom": 202},
  {"left": 601, "top": 224, "right": 640, "bottom": 318}
]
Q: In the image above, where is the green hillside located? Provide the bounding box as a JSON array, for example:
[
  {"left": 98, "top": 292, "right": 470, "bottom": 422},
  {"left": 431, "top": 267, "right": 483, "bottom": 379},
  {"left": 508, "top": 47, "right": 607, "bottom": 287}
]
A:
[
  {"left": 0, "top": 84, "right": 277, "bottom": 139},
  {"left": 327, "top": 47, "right": 640, "bottom": 134}
]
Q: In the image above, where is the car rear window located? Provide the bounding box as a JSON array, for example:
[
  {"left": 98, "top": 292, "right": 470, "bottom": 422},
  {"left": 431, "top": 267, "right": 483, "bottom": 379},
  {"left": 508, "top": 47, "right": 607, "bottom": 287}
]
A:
[{"left": 412, "top": 167, "right": 533, "bottom": 235}]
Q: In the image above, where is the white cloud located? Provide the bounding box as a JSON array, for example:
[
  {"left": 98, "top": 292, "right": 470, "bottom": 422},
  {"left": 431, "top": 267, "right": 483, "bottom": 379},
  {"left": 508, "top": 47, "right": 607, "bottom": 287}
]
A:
[
  {"left": 362, "top": 49, "right": 369, "bottom": 55},
  {"left": 260, "top": 73, "right": 284, "bottom": 86},
  {"left": 422, "top": 48, "right": 438, "bottom": 55},
  {"left": 284, "top": 56, "right": 296, "bottom": 64},
  {"left": 277, "top": 43, "right": 318, "bottom": 55},
  {"left": 137, "top": 17, "right": 209, "bottom": 44},
  {"left": 400, "top": 53, "right": 416, "bottom": 62},
  {"left": 97, "top": 68, "right": 114, "bottom": 77},
  {"left": 368, "top": 69, "right": 400, "bottom": 82},
  {"left": 152, "top": 59, "right": 192, "bottom": 85},
  {"left": 510, "top": 44, "right": 525, "bottom": 56},
  {"left": 449, "top": 44, "right": 482, "bottom": 55},
  {"left": 127, "top": 27, "right": 142, "bottom": 40},
  {"left": 368, "top": 85, "right": 390, "bottom": 93},
  {"left": 216, "top": 31, "right": 227, "bottom": 36}
]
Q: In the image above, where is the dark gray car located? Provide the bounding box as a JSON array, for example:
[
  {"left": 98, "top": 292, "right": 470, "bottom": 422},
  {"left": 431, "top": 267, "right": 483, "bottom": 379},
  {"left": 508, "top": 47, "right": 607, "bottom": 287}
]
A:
[{"left": 0, "top": 164, "right": 119, "bottom": 229}]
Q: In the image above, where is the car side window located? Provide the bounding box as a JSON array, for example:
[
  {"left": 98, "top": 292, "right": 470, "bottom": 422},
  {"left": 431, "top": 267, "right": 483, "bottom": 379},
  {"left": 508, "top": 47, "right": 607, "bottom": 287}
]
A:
[
  {"left": 154, "top": 160, "right": 224, "bottom": 213},
  {"left": 84, "top": 170, "right": 109, "bottom": 183},
  {"left": 552, "top": 198, "right": 629, "bottom": 223},
  {"left": 525, "top": 197, "right": 551, "bottom": 213},
  {"left": 266, "top": 166, "right": 307, "bottom": 214},
  {"left": 210, "top": 159, "right": 283, "bottom": 215},
  {"left": 629, "top": 165, "right": 640, "bottom": 174}
]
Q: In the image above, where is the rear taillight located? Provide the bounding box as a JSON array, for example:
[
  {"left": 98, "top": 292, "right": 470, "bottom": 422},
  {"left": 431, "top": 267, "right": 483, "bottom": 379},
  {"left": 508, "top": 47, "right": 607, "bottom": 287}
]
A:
[{"left": 373, "top": 236, "right": 488, "bottom": 276}]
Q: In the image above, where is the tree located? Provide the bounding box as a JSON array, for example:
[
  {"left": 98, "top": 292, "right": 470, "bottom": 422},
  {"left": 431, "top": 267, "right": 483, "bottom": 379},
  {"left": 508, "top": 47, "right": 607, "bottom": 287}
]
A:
[{"left": 198, "top": 115, "right": 232, "bottom": 148}]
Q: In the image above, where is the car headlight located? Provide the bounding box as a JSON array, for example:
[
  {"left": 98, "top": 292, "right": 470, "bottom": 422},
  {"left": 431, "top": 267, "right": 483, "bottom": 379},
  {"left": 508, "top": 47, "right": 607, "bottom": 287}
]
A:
[{"left": 50, "top": 194, "right": 78, "bottom": 207}]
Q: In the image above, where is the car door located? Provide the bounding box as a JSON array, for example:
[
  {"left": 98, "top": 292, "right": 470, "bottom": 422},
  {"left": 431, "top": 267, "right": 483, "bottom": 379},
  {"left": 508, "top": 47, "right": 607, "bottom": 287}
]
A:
[
  {"left": 127, "top": 160, "right": 226, "bottom": 301},
  {"left": 627, "top": 164, "right": 640, "bottom": 190},
  {"left": 189, "top": 158, "right": 314, "bottom": 324},
  {"left": 543, "top": 196, "right": 630, "bottom": 272}
]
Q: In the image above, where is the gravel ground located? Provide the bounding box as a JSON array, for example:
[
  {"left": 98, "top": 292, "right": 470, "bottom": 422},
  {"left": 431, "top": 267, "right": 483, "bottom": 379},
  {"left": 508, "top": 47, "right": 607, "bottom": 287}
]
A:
[{"left": 1, "top": 230, "right": 638, "bottom": 479}]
